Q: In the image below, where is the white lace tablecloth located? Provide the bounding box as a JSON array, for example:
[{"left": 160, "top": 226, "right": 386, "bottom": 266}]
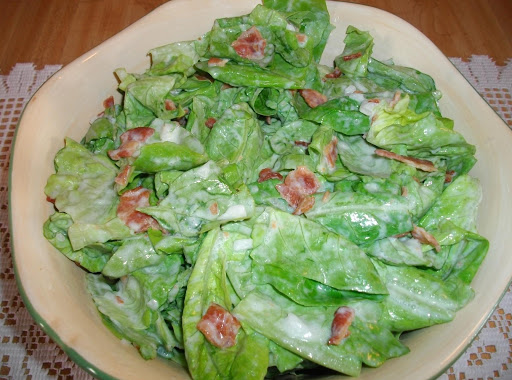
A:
[{"left": 1, "top": 57, "right": 511, "bottom": 379}]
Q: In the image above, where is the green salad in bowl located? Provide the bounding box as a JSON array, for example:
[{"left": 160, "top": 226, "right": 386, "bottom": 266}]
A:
[{"left": 42, "top": 0, "right": 488, "bottom": 378}]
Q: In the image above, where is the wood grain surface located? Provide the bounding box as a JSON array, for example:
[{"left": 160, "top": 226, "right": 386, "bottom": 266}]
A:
[{"left": 0, "top": 0, "right": 511, "bottom": 73}]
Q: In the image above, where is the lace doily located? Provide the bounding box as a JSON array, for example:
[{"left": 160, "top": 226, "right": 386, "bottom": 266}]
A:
[{"left": 1, "top": 57, "right": 511, "bottom": 379}]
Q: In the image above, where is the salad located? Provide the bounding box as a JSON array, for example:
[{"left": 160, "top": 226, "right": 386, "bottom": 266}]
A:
[{"left": 43, "top": 0, "right": 489, "bottom": 378}]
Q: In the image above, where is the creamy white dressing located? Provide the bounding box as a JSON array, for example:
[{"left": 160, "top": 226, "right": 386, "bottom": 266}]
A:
[
  {"left": 276, "top": 313, "right": 327, "bottom": 343},
  {"left": 146, "top": 299, "right": 159, "bottom": 310},
  {"left": 218, "top": 205, "right": 247, "bottom": 221},
  {"left": 233, "top": 238, "right": 253, "bottom": 251},
  {"left": 359, "top": 100, "right": 379, "bottom": 116},
  {"left": 344, "top": 84, "right": 357, "bottom": 96}
]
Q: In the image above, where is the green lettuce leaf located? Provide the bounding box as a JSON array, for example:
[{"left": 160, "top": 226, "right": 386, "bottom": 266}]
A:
[
  {"left": 140, "top": 162, "right": 255, "bottom": 237},
  {"left": 305, "top": 190, "right": 412, "bottom": 245},
  {"left": 334, "top": 26, "right": 374, "bottom": 78},
  {"left": 251, "top": 207, "right": 387, "bottom": 294},
  {"left": 373, "top": 260, "right": 475, "bottom": 332},
  {"left": 233, "top": 289, "right": 408, "bottom": 377},
  {"left": 43, "top": 212, "right": 115, "bottom": 273},
  {"left": 44, "top": 138, "right": 118, "bottom": 224}
]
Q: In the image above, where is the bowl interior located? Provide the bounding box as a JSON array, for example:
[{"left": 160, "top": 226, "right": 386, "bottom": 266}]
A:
[{"left": 10, "top": 0, "right": 512, "bottom": 379}]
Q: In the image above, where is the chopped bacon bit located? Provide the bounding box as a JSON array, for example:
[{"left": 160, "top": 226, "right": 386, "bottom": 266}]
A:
[
  {"left": 292, "top": 195, "right": 315, "bottom": 215},
  {"left": 374, "top": 149, "right": 437, "bottom": 172},
  {"left": 208, "top": 57, "right": 229, "bottom": 67},
  {"left": 196, "top": 303, "right": 240, "bottom": 348},
  {"left": 231, "top": 26, "right": 267, "bottom": 61},
  {"left": 324, "top": 137, "right": 338, "bottom": 170},
  {"left": 221, "top": 83, "right": 233, "bottom": 90},
  {"left": 294, "top": 140, "right": 310, "bottom": 148},
  {"left": 165, "top": 99, "right": 176, "bottom": 111},
  {"left": 276, "top": 166, "right": 320, "bottom": 210},
  {"left": 209, "top": 202, "right": 219, "bottom": 215},
  {"left": 393, "top": 231, "right": 411, "bottom": 239},
  {"left": 117, "top": 187, "right": 161, "bottom": 233},
  {"left": 401, "top": 186, "right": 408, "bottom": 197},
  {"left": 322, "top": 191, "right": 331, "bottom": 203},
  {"left": 412, "top": 177, "right": 421, "bottom": 184},
  {"left": 115, "top": 296, "right": 124, "bottom": 304},
  {"left": 299, "top": 89, "right": 328, "bottom": 108},
  {"left": 342, "top": 52, "right": 362, "bottom": 61},
  {"left": 258, "top": 168, "right": 283, "bottom": 183},
  {"left": 265, "top": 116, "right": 272, "bottom": 125},
  {"left": 445, "top": 170, "right": 456, "bottom": 183},
  {"left": 46, "top": 195, "right": 56, "bottom": 204},
  {"left": 328, "top": 306, "right": 355, "bottom": 345},
  {"left": 296, "top": 33, "right": 308, "bottom": 45},
  {"left": 108, "top": 127, "right": 154, "bottom": 161},
  {"left": 112, "top": 141, "right": 140, "bottom": 159},
  {"left": 411, "top": 225, "right": 441, "bottom": 253},
  {"left": 389, "top": 91, "right": 402, "bottom": 108},
  {"left": 325, "top": 67, "right": 342, "bottom": 79},
  {"left": 195, "top": 74, "right": 214, "bottom": 82},
  {"left": 115, "top": 165, "right": 133, "bottom": 188},
  {"left": 205, "top": 117, "right": 217, "bottom": 129},
  {"left": 367, "top": 98, "right": 380, "bottom": 103},
  {"left": 103, "top": 95, "right": 115, "bottom": 109}
]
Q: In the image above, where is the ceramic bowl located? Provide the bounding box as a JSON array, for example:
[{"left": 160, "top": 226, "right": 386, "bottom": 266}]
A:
[{"left": 10, "top": 0, "right": 512, "bottom": 379}]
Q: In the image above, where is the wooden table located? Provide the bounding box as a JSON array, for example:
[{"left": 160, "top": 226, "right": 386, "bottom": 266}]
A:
[{"left": 0, "top": 0, "right": 511, "bottom": 73}]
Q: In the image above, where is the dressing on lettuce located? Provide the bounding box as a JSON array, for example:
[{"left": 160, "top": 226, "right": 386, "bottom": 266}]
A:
[{"left": 43, "top": 0, "right": 488, "bottom": 378}]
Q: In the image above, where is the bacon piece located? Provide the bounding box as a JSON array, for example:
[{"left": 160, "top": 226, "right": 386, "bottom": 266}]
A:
[
  {"left": 328, "top": 306, "right": 355, "bottom": 345},
  {"left": 196, "top": 303, "right": 241, "bottom": 348},
  {"left": 342, "top": 52, "right": 362, "bottom": 61},
  {"left": 258, "top": 168, "right": 283, "bottom": 183},
  {"left": 324, "top": 137, "right": 338, "bottom": 170},
  {"left": 208, "top": 57, "right": 229, "bottom": 67},
  {"left": 108, "top": 127, "right": 154, "bottom": 161},
  {"left": 367, "top": 98, "right": 380, "bottom": 103},
  {"left": 294, "top": 140, "right": 310, "bottom": 148},
  {"left": 205, "top": 117, "right": 217, "bottom": 129},
  {"left": 276, "top": 166, "right": 320, "bottom": 209},
  {"left": 195, "top": 74, "right": 214, "bottom": 82},
  {"left": 374, "top": 149, "right": 437, "bottom": 172},
  {"left": 445, "top": 170, "right": 455, "bottom": 183},
  {"left": 325, "top": 67, "right": 342, "bottom": 79},
  {"left": 231, "top": 26, "right": 266, "bottom": 61},
  {"left": 117, "top": 187, "right": 161, "bottom": 233},
  {"left": 292, "top": 195, "right": 315, "bottom": 216},
  {"left": 322, "top": 191, "right": 331, "bottom": 203},
  {"left": 299, "top": 89, "right": 328, "bottom": 108},
  {"left": 412, "top": 225, "right": 441, "bottom": 253},
  {"left": 115, "top": 295, "right": 124, "bottom": 304},
  {"left": 209, "top": 202, "right": 219, "bottom": 215},
  {"left": 401, "top": 186, "right": 408, "bottom": 197},
  {"left": 389, "top": 91, "right": 402, "bottom": 108},
  {"left": 46, "top": 195, "right": 56, "bottom": 204},
  {"left": 103, "top": 95, "right": 115, "bottom": 109},
  {"left": 114, "top": 165, "right": 133, "bottom": 188},
  {"left": 296, "top": 33, "right": 308, "bottom": 47},
  {"left": 393, "top": 231, "right": 411, "bottom": 239},
  {"left": 165, "top": 99, "right": 176, "bottom": 111}
]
